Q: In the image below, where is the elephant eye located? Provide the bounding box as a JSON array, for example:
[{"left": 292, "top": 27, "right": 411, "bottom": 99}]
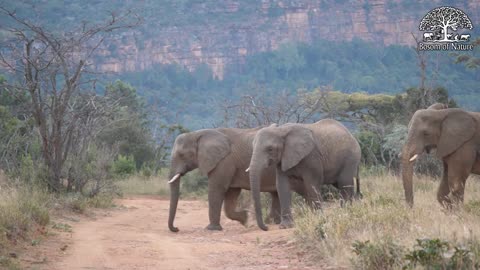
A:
[{"left": 266, "top": 146, "right": 273, "bottom": 152}]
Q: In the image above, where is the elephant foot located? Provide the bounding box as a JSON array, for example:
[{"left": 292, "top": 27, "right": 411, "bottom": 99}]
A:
[
  {"left": 279, "top": 220, "right": 294, "bottom": 229},
  {"left": 206, "top": 224, "right": 223, "bottom": 231},
  {"left": 266, "top": 212, "right": 281, "bottom": 224},
  {"left": 235, "top": 210, "right": 248, "bottom": 226},
  {"left": 264, "top": 215, "right": 278, "bottom": 225},
  {"left": 273, "top": 215, "right": 281, "bottom": 224}
]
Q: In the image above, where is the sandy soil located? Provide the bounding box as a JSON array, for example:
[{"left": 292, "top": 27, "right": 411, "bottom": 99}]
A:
[{"left": 20, "top": 197, "right": 329, "bottom": 270}]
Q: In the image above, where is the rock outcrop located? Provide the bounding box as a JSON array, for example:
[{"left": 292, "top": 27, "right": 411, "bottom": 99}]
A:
[{"left": 96, "top": 0, "right": 480, "bottom": 79}]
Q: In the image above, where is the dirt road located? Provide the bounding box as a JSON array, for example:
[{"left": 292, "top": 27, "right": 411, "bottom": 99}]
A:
[{"left": 37, "top": 197, "right": 322, "bottom": 270}]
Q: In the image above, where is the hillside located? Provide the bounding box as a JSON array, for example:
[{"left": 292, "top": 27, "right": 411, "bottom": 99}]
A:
[
  {"left": 1, "top": 0, "right": 479, "bottom": 129},
  {"left": 2, "top": 0, "right": 479, "bottom": 78}
]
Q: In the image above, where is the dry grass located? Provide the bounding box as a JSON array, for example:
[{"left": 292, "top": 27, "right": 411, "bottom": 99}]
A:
[
  {"left": 117, "top": 174, "right": 170, "bottom": 197},
  {"left": 0, "top": 185, "right": 52, "bottom": 269},
  {"left": 293, "top": 173, "right": 480, "bottom": 269},
  {"left": 117, "top": 170, "right": 208, "bottom": 199}
]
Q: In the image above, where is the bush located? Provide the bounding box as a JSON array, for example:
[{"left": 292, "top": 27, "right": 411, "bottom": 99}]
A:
[
  {"left": 140, "top": 164, "right": 153, "bottom": 179},
  {"left": 87, "top": 193, "right": 115, "bottom": 208},
  {"left": 292, "top": 172, "right": 480, "bottom": 268},
  {"left": 0, "top": 186, "right": 51, "bottom": 255},
  {"left": 352, "top": 239, "right": 405, "bottom": 270},
  {"left": 112, "top": 155, "right": 136, "bottom": 177},
  {"left": 63, "top": 193, "right": 115, "bottom": 213},
  {"left": 351, "top": 238, "right": 480, "bottom": 270},
  {"left": 404, "top": 238, "right": 477, "bottom": 269},
  {"left": 65, "top": 194, "right": 89, "bottom": 213}
]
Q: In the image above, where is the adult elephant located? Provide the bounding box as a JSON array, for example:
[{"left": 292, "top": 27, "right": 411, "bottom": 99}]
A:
[
  {"left": 168, "top": 127, "right": 305, "bottom": 232},
  {"left": 247, "top": 119, "right": 362, "bottom": 231},
  {"left": 401, "top": 106, "right": 480, "bottom": 207}
]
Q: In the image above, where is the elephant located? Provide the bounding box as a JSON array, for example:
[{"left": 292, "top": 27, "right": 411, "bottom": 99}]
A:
[
  {"left": 167, "top": 127, "right": 306, "bottom": 232},
  {"left": 247, "top": 119, "right": 362, "bottom": 231},
  {"left": 401, "top": 106, "right": 480, "bottom": 207},
  {"left": 427, "top": 103, "right": 448, "bottom": 110}
]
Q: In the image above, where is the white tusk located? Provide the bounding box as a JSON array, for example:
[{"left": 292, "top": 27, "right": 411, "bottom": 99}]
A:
[
  {"left": 409, "top": 154, "right": 418, "bottom": 162},
  {"left": 168, "top": 173, "right": 181, "bottom": 184},
  {"left": 245, "top": 167, "right": 250, "bottom": 173}
]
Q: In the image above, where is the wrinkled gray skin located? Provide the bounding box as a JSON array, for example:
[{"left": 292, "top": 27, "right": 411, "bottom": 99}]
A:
[
  {"left": 427, "top": 103, "right": 448, "bottom": 110},
  {"left": 168, "top": 128, "right": 306, "bottom": 232},
  {"left": 402, "top": 105, "right": 480, "bottom": 208},
  {"left": 248, "top": 119, "right": 362, "bottom": 231}
]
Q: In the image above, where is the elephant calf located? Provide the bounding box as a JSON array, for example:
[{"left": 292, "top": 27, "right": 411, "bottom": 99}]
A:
[
  {"left": 167, "top": 127, "right": 306, "bottom": 232},
  {"left": 248, "top": 119, "right": 362, "bottom": 230}
]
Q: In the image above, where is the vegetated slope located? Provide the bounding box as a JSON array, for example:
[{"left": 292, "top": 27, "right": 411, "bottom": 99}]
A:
[
  {"left": 3, "top": 0, "right": 478, "bottom": 76},
  {"left": 117, "top": 38, "right": 479, "bottom": 129},
  {"left": 2, "top": 1, "right": 479, "bottom": 129}
]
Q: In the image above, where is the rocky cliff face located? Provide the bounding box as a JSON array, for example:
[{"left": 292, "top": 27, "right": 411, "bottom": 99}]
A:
[{"left": 96, "top": 0, "right": 480, "bottom": 79}]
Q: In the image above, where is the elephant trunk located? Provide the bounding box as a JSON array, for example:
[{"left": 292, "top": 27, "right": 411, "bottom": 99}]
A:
[
  {"left": 168, "top": 172, "right": 181, "bottom": 232},
  {"left": 401, "top": 143, "right": 417, "bottom": 207},
  {"left": 248, "top": 159, "right": 268, "bottom": 231}
]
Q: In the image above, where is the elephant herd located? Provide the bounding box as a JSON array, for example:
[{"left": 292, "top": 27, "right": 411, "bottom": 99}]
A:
[{"left": 168, "top": 104, "right": 480, "bottom": 232}]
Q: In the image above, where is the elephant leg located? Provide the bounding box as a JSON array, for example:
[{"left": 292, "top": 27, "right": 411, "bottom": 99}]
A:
[
  {"left": 446, "top": 148, "right": 475, "bottom": 206},
  {"left": 206, "top": 166, "right": 236, "bottom": 231},
  {"left": 448, "top": 172, "right": 468, "bottom": 206},
  {"left": 437, "top": 162, "right": 451, "bottom": 207},
  {"left": 337, "top": 167, "right": 356, "bottom": 207},
  {"left": 206, "top": 184, "right": 226, "bottom": 231},
  {"left": 223, "top": 188, "right": 248, "bottom": 225},
  {"left": 268, "top": 192, "right": 281, "bottom": 224},
  {"left": 303, "top": 172, "right": 322, "bottom": 209},
  {"left": 276, "top": 170, "right": 294, "bottom": 229}
]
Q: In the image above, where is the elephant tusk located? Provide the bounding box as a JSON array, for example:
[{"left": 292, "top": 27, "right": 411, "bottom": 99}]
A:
[
  {"left": 245, "top": 167, "right": 250, "bottom": 173},
  {"left": 409, "top": 154, "right": 418, "bottom": 162},
  {"left": 168, "top": 173, "right": 181, "bottom": 184}
]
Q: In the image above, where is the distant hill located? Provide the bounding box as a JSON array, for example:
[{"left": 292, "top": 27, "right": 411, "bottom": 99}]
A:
[
  {"left": 1, "top": 1, "right": 479, "bottom": 129},
  {"left": 2, "top": 1, "right": 479, "bottom": 78}
]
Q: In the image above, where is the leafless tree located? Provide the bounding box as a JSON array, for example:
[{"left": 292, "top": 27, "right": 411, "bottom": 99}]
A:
[
  {"left": 216, "top": 86, "right": 327, "bottom": 128},
  {"left": 0, "top": 6, "right": 141, "bottom": 190}
]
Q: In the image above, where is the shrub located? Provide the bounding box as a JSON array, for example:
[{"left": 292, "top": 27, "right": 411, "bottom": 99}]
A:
[
  {"left": 87, "top": 193, "right": 115, "bottom": 208},
  {"left": 0, "top": 186, "right": 51, "bottom": 257},
  {"left": 351, "top": 239, "right": 405, "bottom": 270},
  {"left": 65, "top": 194, "right": 89, "bottom": 213},
  {"left": 112, "top": 155, "right": 136, "bottom": 177},
  {"left": 140, "top": 164, "right": 153, "bottom": 179},
  {"left": 404, "top": 238, "right": 478, "bottom": 269}
]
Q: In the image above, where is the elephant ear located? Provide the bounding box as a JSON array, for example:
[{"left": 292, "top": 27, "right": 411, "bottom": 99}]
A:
[
  {"left": 197, "top": 130, "right": 231, "bottom": 176},
  {"left": 281, "top": 127, "right": 315, "bottom": 171},
  {"left": 437, "top": 110, "right": 476, "bottom": 158}
]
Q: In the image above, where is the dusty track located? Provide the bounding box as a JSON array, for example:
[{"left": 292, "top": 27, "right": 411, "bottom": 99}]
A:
[{"left": 35, "top": 197, "right": 323, "bottom": 270}]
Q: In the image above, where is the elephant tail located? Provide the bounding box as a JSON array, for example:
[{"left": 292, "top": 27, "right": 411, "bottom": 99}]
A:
[{"left": 354, "top": 168, "right": 363, "bottom": 200}]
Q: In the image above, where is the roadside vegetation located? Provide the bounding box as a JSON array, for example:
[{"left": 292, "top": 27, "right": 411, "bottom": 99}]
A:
[{"left": 293, "top": 172, "right": 480, "bottom": 269}]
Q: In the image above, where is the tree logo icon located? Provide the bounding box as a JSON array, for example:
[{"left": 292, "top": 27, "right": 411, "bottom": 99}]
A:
[{"left": 419, "top": 6, "right": 473, "bottom": 43}]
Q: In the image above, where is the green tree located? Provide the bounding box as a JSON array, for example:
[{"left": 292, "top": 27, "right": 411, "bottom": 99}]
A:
[{"left": 99, "top": 81, "right": 154, "bottom": 170}]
